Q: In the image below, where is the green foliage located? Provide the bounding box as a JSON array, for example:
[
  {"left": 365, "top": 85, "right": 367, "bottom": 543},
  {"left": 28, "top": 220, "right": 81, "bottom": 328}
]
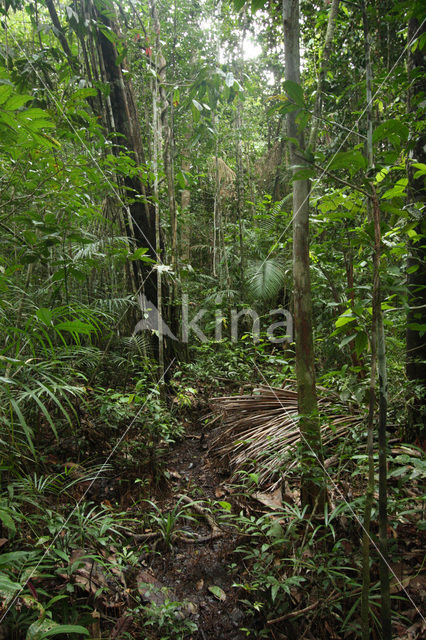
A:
[
  {"left": 0, "top": 0, "right": 423, "bottom": 636},
  {"left": 138, "top": 598, "right": 198, "bottom": 639},
  {"left": 246, "top": 258, "right": 287, "bottom": 301},
  {"left": 143, "top": 496, "right": 199, "bottom": 550}
]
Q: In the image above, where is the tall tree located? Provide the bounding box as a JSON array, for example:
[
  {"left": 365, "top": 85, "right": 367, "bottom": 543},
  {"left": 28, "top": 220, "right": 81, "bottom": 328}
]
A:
[
  {"left": 406, "top": 8, "right": 426, "bottom": 440},
  {"left": 283, "top": 0, "right": 326, "bottom": 512}
]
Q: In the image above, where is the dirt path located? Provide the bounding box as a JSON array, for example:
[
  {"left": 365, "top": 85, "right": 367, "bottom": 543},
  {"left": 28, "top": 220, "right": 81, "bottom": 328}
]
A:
[{"left": 137, "top": 415, "right": 250, "bottom": 640}]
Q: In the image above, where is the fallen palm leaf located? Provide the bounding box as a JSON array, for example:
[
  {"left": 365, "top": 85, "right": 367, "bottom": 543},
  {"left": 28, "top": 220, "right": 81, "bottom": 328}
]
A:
[{"left": 210, "top": 382, "right": 362, "bottom": 487}]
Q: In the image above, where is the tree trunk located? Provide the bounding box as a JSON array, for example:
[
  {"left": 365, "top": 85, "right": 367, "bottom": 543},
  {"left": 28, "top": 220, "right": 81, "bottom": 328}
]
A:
[
  {"left": 361, "top": 6, "right": 391, "bottom": 636},
  {"left": 406, "top": 15, "right": 426, "bottom": 441},
  {"left": 45, "top": 0, "right": 76, "bottom": 68},
  {"left": 283, "top": 0, "right": 326, "bottom": 513},
  {"left": 308, "top": 0, "right": 340, "bottom": 151},
  {"left": 151, "top": 0, "right": 165, "bottom": 387},
  {"left": 94, "top": 2, "right": 158, "bottom": 307},
  {"left": 181, "top": 134, "right": 191, "bottom": 263}
]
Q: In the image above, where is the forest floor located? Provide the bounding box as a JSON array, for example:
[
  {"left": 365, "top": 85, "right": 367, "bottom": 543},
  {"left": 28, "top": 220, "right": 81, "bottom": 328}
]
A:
[
  {"left": 98, "top": 393, "right": 425, "bottom": 640},
  {"left": 135, "top": 413, "right": 251, "bottom": 640},
  {"left": 2, "top": 383, "right": 425, "bottom": 640}
]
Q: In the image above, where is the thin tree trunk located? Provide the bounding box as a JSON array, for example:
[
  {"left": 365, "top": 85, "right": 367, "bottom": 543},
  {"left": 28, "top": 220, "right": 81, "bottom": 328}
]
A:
[
  {"left": 283, "top": 0, "right": 326, "bottom": 513},
  {"left": 181, "top": 134, "right": 191, "bottom": 263},
  {"left": 213, "top": 118, "right": 220, "bottom": 279},
  {"left": 95, "top": 3, "right": 158, "bottom": 308},
  {"left": 45, "top": 0, "right": 76, "bottom": 68},
  {"left": 151, "top": 0, "right": 165, "bottom": 388},
  {"left": 361, "top": 5, "right": 391, "bottom": 636},
  {"left": 406, "top": 16, "right": 426, "bottom": 439},
  {"left": 308, "top": 0, "right": 340, "bottom": 151},
  {"left": 235, "top": 12, "right": 246, "bottom": 282},
  {"left": 372, "top": 191, "right": 392, "bottom": 640},
  {"left": 360, "top": 243, "right": 377, "bottom": 640}
]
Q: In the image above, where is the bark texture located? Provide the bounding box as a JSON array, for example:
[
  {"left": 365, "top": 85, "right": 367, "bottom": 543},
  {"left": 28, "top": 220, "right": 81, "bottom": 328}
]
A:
[
  {"left": 283, "top": 0, "right": 325, "bottom": 513},
  {"left": 406, "top": 16, "right": 426, "bottom": 440},
  {"left": 95, "top": 3, "right": 158, "bottom": 305}
]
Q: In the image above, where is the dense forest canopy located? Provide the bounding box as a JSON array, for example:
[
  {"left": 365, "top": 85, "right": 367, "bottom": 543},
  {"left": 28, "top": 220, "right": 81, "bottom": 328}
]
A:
[{"left": 0, "top": 1, "right": 424, "bottom": 639}]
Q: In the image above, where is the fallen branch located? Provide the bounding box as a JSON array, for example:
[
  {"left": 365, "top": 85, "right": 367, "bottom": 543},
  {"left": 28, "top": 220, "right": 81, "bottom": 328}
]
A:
[
  {"left": 267, "top": 590, "right": 337, "bottom": 625},
  {"left": 178, "top": 494, "right": 222, "bottom": 537},
  {"left": 267, "top": 600, "right": 319, "bottom": 624}
]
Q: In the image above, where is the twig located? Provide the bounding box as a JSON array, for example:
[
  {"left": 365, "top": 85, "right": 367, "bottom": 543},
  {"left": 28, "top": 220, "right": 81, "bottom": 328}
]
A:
[
  {"left": 178, "top": 494, "right": 222, "bottom": 535},
  {"left": 267, "top": 600, "right": 320, "bottom": 624},
  {"left": 177, "top": 530, "right": 224, "bottom": 544},
  {"left": 267, "top": 590, "right": 337, "bottom": 625}
]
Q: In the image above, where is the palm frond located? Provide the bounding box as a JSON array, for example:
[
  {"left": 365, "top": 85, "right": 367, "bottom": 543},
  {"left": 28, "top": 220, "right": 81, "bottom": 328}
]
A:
[
  {"left": 210, "top": 382, "right": 362, "bottom": 487},
  {"left": 121, "top": 333, "right": 153, "bottom": 357},
  {"left": 245, "top": 258, "right": 287, "bottom": 301}
]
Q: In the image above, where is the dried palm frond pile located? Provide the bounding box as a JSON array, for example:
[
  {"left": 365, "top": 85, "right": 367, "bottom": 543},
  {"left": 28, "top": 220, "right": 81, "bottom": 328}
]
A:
[{"left": 210, "top": 383, "right": 363, "bottom": 487}]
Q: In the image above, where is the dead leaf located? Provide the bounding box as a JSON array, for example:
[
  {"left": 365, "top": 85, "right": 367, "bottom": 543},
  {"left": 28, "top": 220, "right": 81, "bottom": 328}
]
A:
[
  {"left": 110, "top": 614, "right": 133, "bottom": 639},
  {"left": 168, "top": 470, "right": 182, "bottom": 480},
  {"left": 208, "top": 585, "right": 226, "bottom": 601},
  {"left": 215, "top": 487, "right": 225, "bottom": 498},
  {"left": 0, "top": 539, "right": 8, "bottom": 548},
  {"left": 196, "top": 579, "right": 204, "bottom": 591},
  {"left": 137, "top": 570, "right": 171, "bottom": 606},
  {"left": 254, "top": 486, "right": 282, "bottom": 509},
  {"left": 68, "top": 549, "right": 127, "bottom": 609},
  {"left": 183, "top": 602, "right": 198, "bottom": 615}
]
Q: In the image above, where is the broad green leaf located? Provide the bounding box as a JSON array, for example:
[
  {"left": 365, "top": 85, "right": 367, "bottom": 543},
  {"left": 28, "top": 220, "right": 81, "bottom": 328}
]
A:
[
  {"left": 282, "top": 80, "right": 304, "bottom": 107},
  {"left": 251, "top": 0, "right": 268, "bottom": 10},
  {"left": 20, "top": 108, "right": 50, "bottom": 120},
  {"left": 24, "top": 230, "right": 38, "bottom": 245},
  {"left": 43, "top": 626, "right": 89, "bottom": 638},
  {"left": 407, "top": 264, "right": 419, "bottom": 274},
  {"left": 191, "top": 103, "right": 200, "bottom": 123},
  {"left": 373, "top": 120, "right": 409, "bottom": 145},
  {"left": 70, "top": 88, "right": 98, "bottom": 101},
  {"left": 175, "top": 170, "right": 187, "bottom": 189},
  {"left": 99, "top": 25, "right": 118, "bottom": 45},
  {"left": 234, "top": 0, "right": 247, "bottom": 10},
  {"left": 0, "top": 110, "right": 18, "bottom": 130},
  {"left": 208, "top": 585, "right": 226, "bottom": 601},
  {"left": 0, "top": 85, "right": 13, "bottom": 105},
  {"left": 271, "top": 583, "right": 280, "bottom": 602},
  {"left": 115, "top": 47, "right": 127, "bottom": 66},
  {"left": 278, "top": 101, "right": 299, "bottom": 116},
  {"left": 26, "top": 619, "right": 89, "bottom": 640},
  {"left": 129, "top": 247, "right": 154, "bottom": 262},
  {"left": 267, "top": 521, "right": 284, "bottom": 540},
  {"left": 335, "top": 315, "right": 356, "bottom": 328},
  {"left": 355, "top": 331, "right": 368, "bottom": 356},
  {"left": 339, "top": 334, "right": 356, "bottom": 348},
  {"left": 381, "top": 178, "right": 408, "bottom": 199},
  {"left": 4, "top": 94, "right": 32, "bottom": 111},
  {"left": 408, "top": 323, "right": 426, "bottom": 334},
  {"left": 0, "top": 510, "right": 16, "bottom": 535},
  {"left": 0, "top": 573, "right": 22, "bottom": 606},
  {"left": 329, "top": 150, "right": 367, "bottom": 174},
  {"left": 412, "top": 162, "right": 426, "bottom": 179}
]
